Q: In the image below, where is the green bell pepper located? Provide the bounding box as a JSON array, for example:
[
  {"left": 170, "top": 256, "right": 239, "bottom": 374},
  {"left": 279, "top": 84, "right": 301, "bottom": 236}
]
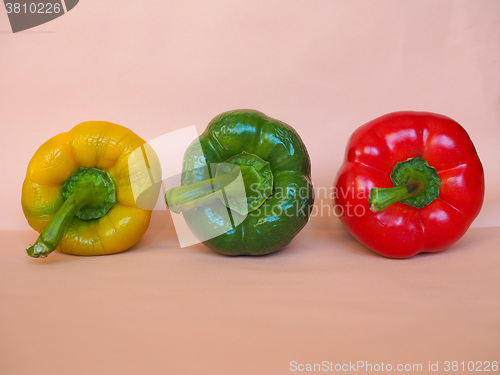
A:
[{"left": 166, "top": 109, "right": 314, "bottom": 256}]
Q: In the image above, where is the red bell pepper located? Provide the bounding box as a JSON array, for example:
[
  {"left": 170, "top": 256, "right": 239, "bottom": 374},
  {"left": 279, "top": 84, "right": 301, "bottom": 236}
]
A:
[{"left": 334, "top": 111, "right": 484, "bottom": 258}]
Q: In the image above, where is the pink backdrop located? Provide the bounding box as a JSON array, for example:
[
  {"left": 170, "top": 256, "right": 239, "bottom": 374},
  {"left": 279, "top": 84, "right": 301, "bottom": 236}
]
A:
[
  {"left": 1, "top": 0, "right": 499, "bottom": 229},
  {"left": 1, "top": 2, "right": 499, "bottom": 375}
]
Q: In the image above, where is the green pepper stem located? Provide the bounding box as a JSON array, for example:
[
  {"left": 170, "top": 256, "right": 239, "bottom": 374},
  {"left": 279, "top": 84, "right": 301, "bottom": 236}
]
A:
[
  {"left": 165, "top": 169, "right": 239, "bottom": 213},
  {"left": 166, "top": 152, "right": 274, "bottom": 216},
  {"left": 369, "top": 180, "right": 423, "bottom": 212},
  {"left": 27, "top": 185, "right": 98, "bottom": 258}
]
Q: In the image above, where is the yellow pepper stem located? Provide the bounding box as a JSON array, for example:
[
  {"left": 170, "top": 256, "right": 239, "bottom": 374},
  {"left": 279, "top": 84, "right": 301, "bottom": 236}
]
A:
[
  {"left": 27, "top": 185, "right": 99, "bottom": 258},
  {"left": 27, "top": 167, "right": 117, "bottom": 258}
]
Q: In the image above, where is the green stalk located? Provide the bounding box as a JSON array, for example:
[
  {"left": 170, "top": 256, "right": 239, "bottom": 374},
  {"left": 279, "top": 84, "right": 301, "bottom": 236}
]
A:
[
  {"left": 165, "top": 169, "right": 239, "bottom": 213},
  {"left": 165, "top": 152, "right": 274, "bottom": 216},
  {"left": 27, "top": 185, "right": 97, "bottom": 258},
  {"left": 369, "top": 180, "right": 423, "bottom": 212},
  {"left": 27, "top": 167, "right": 117, "bottom": 258},
  {"left": 368, "top": 157, "right": 441, "bottom": 213}
]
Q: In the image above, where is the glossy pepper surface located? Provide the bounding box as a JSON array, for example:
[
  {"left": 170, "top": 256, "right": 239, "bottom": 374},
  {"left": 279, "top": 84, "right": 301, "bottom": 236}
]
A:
[
  {"left": 334, "top": 111, "right": 484, "bottom": 258},
  {"left": 166, "top": 110, "right": 314, "bottom": 256},
  {"left": 22, "top": 121, "right": 160, "bottom": 258}
]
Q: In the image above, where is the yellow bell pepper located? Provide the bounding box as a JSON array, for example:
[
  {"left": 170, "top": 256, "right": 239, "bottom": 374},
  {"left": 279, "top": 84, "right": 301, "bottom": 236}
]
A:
[{"left": 22, "top": 121, "right": 161, "bottom": 258}]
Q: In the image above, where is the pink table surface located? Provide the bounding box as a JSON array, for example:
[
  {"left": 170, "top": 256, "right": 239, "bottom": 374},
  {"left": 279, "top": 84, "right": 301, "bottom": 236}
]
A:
[{"left": 1, "top": 224, "right": 499, "bottom": 375}]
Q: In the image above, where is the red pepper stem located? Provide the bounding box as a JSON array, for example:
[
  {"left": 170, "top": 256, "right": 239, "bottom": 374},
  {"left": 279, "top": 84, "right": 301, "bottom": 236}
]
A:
[
  {"left": 26, "top": 184, "right": 98, "bottom": 258},
  {"left": 369, "top": 180, "right": 423, "bottom": 213},
  {"left": 368, "top": 157, "right": 441, "bottom": 213}
]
